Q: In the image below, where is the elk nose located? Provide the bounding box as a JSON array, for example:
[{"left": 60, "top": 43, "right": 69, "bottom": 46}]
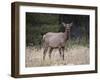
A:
[{"left": 67, "top": 29, "right": 70, "bottom": 31}]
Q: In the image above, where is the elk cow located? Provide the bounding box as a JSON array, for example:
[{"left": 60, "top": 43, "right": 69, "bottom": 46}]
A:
[{"left": 43, "top": 22, "right": 72, "bottom": 60}]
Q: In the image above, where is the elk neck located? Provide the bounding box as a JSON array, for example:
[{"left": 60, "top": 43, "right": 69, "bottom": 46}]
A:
[{"left": 64, "top": 28, "right": 70, "bottom": 41}]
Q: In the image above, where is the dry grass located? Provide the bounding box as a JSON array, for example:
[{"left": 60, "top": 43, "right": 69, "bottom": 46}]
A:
[{"left": 25, "top": 45, "right": 89, "bottom": 67}]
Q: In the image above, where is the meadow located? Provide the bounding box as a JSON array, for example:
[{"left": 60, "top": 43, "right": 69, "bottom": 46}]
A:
[{"left": 25, "top": 44, "right": 89, "bottom": 67}]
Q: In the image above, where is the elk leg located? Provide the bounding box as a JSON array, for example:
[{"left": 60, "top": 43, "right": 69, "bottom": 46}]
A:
[
  {"left": 59, "top": 48, "right": 62, "bottom": 57},
  {"left": 43, "top": 47, "right": 48, "bottom": 60},
  {"left": 49, "top": 48, "right": 53, "bottom": 59},
  {"left": 62, "top": 47, "right": 65, "bottom": 60}
]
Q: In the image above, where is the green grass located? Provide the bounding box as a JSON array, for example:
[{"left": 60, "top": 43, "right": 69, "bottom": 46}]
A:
[{"left": 65, "top": 37, "right": 89, "bottom": 50}]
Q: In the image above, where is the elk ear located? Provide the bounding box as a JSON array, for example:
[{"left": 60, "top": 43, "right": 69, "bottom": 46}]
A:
[
  {"left": 62, "top": 22, "right": 66, "bottom": 27},
  {"left": 70, "top": 22, "right": 73, "bottom": 26}
]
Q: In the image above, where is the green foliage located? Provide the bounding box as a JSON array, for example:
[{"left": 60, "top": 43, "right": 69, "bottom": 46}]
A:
[
  {"left": 26, "top": 13, "right": 60, "bottom": 46},
  {"left": 26, "top": 13, "right": 59, "bottom": 25}
]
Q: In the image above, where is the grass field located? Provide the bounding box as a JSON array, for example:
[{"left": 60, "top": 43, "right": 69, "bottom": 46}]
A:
[{"left": 25, "top": 45, "right": 89, "bottom": 67}]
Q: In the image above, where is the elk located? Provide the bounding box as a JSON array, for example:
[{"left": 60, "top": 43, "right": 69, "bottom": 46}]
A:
[{"left": 43, "top": 22, "right": 72, "bottom": 60}]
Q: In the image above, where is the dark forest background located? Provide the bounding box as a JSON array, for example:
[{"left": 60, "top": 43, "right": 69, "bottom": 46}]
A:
[{"left": 26, "top": 12, "right": 89, "bottom": 48}]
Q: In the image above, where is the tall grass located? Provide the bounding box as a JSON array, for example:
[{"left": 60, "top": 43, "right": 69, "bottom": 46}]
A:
[{"left": 65, "top": 36, "right": 89, "bottom": 50}]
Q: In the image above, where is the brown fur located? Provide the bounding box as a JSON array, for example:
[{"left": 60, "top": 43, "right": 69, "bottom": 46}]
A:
[{"left": 43, "top": 22, "right": 72, "bottom": 60}]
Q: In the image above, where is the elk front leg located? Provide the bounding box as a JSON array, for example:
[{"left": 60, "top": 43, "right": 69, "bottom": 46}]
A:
[
  {"left": 62, "top": 47, "right": 65, "bottom": 60},
  {"left": 59, "top": 48, "right": 62, "bottom": 58}
]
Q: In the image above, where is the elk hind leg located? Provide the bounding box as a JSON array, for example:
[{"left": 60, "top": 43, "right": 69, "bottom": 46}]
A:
[
  {"left": 43, "top": 47, "right": 48, "bottom": 60},
  {"left": 49, "top": 48, "right": 53, "bottom": 59}
]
